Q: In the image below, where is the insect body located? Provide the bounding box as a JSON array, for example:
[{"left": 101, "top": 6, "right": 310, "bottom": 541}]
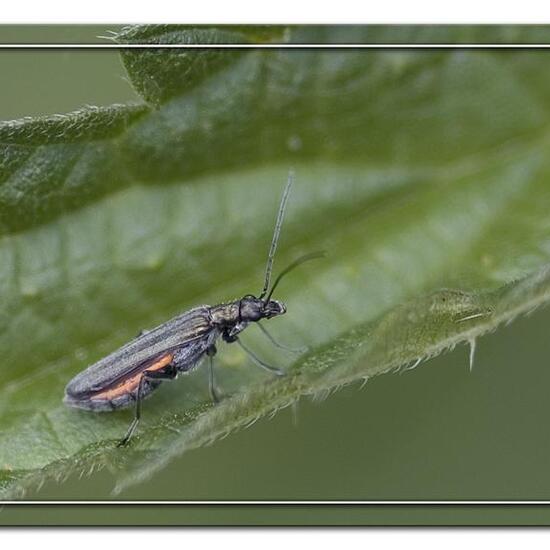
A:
[{"left": 64, "top": 172, "right": 320, "bottom": 446}]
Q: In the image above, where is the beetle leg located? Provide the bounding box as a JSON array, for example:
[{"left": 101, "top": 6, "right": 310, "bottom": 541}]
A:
[
  {"left": 256, "top": 322, "right": 306, "bottom": 354},
  {"left": 235, "top": 338, "right": 286, "bottom": 377},
  {"left": 117, "top": 363, "right": 178, "bottom": 447},
  {"left": 223, "top": 322, "right": 248, "bottom": 342},
  {"left": 206, "top": 345, "right": 220, "bottom": 404}
]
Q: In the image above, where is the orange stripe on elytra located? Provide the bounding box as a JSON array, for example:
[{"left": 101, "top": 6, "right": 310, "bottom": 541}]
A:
[{"left": 90, "top": 353, "right": 174, "bottom": 401}]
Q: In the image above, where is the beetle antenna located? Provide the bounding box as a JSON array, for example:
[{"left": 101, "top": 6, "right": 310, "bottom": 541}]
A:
[
  {"left": 259, "top": 170, "right": 294, "bottom": 299},
  {"left": 264, "top": 251, "right": 325, "bottom": 302}
]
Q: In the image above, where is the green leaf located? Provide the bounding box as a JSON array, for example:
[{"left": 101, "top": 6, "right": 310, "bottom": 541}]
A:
[
  {"left": 115, "top": 25, "right": 286, "bottom": 105},
  {"left": 2, "top": 25, "right": 550, "bottom": 497},
  {"left": 0, "top": 104, "right": 148, "bottom": 233}
]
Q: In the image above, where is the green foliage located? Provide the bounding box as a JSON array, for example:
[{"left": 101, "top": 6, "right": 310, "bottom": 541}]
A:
[
  {"left": 0, "top": 104, "right": 147, "bottom": 233},
  {"left": 115, "top": 25, "right": 285, "bottom": 104},
  {"left": 1, "top": 25, "right": 550, "bottom": 497}
]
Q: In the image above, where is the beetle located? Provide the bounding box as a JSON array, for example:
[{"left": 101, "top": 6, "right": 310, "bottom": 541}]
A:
[{"left": 64, "top": 172, "right": 322, "bottom": 446}]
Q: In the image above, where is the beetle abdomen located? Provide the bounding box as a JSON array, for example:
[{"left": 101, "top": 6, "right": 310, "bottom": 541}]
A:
[{"left": 64, "top": 352, "right": 175, "bottom": 412}]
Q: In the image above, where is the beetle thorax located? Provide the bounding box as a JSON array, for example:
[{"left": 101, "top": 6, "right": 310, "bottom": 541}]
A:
[{"left": 210, "top": 302, "right": 240, "bottom": 327}]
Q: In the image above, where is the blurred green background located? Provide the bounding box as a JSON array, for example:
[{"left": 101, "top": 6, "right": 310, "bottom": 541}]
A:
[
  {"left": 0, "top": 27, "right": 137, "bottom": 119},
  {"left": 2, "top": 27, "right": 550, "bottom": 525}
]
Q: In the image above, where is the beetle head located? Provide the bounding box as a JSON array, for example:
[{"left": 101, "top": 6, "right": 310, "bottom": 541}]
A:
[
  {"left": 263, "top": 299, "right": 287, "bottom": 319},
  {"left": 239, "top": 295, "right": 287, "bottom": 322}
]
